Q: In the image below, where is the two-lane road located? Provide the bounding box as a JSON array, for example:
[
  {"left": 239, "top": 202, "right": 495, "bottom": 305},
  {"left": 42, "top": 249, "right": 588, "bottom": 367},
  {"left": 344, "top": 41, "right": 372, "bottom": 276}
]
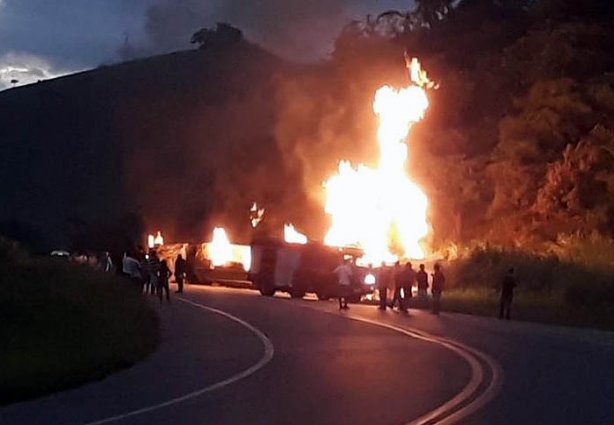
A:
[{"left": 1, "top": 286, "right": 613, "bottom": 425}]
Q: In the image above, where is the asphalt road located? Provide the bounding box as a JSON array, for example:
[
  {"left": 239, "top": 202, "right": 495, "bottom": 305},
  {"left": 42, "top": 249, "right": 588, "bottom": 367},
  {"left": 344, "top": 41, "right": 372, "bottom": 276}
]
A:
[{"left": 2, "top": 285, "right": 614, "bottom": 425}]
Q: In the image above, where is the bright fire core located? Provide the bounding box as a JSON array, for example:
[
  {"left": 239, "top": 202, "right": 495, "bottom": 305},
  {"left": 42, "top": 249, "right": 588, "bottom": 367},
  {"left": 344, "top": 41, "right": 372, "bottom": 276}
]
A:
[{"left": 324, "top": 58, "right": 431, "bottom": 264}]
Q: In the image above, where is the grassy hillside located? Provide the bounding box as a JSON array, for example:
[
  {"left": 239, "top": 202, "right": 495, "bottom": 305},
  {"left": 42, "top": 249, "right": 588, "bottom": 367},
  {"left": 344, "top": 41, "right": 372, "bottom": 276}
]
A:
[
  {"left": 0, "top": 40, "right": 297, "bottom": 250},
  {"left": 0, "top": 240, "right": 158, "bottom": 405}
]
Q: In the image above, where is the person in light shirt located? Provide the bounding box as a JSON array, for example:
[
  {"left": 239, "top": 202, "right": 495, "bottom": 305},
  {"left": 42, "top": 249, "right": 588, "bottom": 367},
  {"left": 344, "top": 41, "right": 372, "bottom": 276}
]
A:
[
  {"left": 122, "top": 251, "right": 142, "bottom": 290},
  {"left": 333, "top": 259, "right": 353, "bottom": 310}
]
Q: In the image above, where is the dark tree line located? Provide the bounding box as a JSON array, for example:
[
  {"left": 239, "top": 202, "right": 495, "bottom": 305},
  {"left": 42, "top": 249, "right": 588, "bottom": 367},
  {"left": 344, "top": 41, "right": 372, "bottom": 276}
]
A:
[{"left": 324, "top": 0, "right": 614, "bottom": 252}]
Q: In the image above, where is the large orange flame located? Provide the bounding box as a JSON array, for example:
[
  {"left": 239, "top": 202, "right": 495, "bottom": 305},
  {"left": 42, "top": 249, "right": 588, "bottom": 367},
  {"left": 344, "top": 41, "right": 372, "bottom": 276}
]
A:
[
  {"left": 210, "top": 227, "right": 233, "bottom": 267},
  {"left": 206, "top": 227, "right": 252, "bottom": 271},
  {"left": 324, "top": 57, "right": 431, "bottom": 264}
]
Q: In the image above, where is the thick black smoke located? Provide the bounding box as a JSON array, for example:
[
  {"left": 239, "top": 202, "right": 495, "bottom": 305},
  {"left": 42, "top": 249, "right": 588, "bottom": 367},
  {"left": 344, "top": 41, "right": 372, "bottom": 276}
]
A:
[{"left": 129, "top": 0, "right": 396, "bottom": 62}]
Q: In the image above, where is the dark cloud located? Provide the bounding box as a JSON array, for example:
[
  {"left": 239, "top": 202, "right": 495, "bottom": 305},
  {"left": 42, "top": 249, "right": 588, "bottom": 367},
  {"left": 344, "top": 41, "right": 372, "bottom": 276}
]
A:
[
  {"left": 137, "top": 0, "right": 410, "bottom": 61},
  {"left": 0, "top": 0, "right": 410, "bottom": 90}
]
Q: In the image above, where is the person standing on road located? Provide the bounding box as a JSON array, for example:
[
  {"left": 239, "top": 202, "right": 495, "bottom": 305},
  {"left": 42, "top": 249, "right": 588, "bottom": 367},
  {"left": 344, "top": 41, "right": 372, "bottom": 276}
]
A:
[
  {"left": 333, "top": 259, "right": 353, "bottom": 310},
  {"left": 390, "top": 262, "right": 405, "bottom": 311},
  {"left": 175, "top": 254, "right": 186, "bottom": 293},
  {"left": 102, "top": 251, "right": 113, "bottom": 272},
  {"left": 377, "top": 262, "right": 392, "bottom": 310},
  {"left": 146, "top": 252, "right": 160, "bottom": 295},
  {"left": 123, "top": 251, "right": 142, "bottom": 291},
  {"left": 157, "top": 259, "right": 171, "bottom": 303},
  {"left": 402, "top": 262, "right": 416, "bottom": 312},
  {"left": 391, "top": 262, "right": 414, "bottom": 312},
  {"left": 499, "top": 268, "right": 516, "bottom": 320},
  {"left": 417, "top": 264, "right": 429, "bottom": 298},
  {"left": 140, "top": 255, "right": 151, "bottom": 293},
  {"left": 431, "top": 264, "right": 445, "bottom": 315}
]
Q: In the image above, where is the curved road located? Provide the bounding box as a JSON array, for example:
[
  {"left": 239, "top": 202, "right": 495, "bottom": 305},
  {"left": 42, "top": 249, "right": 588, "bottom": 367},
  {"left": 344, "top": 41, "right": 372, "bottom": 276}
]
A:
[{"left": 1, "top": 286, "right": 614, "bottom": 425}]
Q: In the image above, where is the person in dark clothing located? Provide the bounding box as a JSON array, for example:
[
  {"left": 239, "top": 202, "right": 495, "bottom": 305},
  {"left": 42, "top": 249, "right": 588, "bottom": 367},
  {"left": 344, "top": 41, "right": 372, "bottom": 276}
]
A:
[
  {"left": 390, "top": 262, "right": 405, "bottom": 311},
  {"left": 499, "top": 268, "right": 516, "bottom": 320},
  {"left": 175, "top": 254, "right": 186, "bottom": 293},
  {"left": 158, "top": 260, "right": 171, "bottom": 303},
  {"left": 416, "top": 264, "right": 429, "bottom": 297},
  {"left": 431, "top": 263, "right": 445, "bottom": 315},
  {"left": 402, "top": 262, "right": 415, "bottom": 311},
  {"left": 391, "top": 262, "right": 415, "bottom": 312},
  {"left": 334, "top": 259, "right": 353, "bottom": 310},
  {"left": 146, "top": 252, "right": 160, "bottom": 295},
  {"left": 377, "top": 262, "right": 392, "bottom": 310}
]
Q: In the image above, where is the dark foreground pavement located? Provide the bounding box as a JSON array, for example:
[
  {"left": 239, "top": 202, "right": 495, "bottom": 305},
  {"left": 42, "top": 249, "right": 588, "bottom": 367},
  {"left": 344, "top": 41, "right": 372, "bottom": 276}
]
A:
[{"left": 1, "top": 285, "right": 613, "bottom": 425}]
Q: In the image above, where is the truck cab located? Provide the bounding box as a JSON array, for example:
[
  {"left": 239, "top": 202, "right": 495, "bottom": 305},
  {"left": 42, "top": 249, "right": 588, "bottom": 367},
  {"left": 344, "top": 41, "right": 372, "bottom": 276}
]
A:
[{"left": 249, "top": 236, "right": 372, "bottom": 300}]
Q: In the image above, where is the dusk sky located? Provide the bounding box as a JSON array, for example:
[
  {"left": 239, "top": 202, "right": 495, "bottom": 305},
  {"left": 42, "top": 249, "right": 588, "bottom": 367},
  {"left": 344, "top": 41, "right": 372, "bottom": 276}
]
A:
[{"left": 0, "top": 0, "right": 410, "bottom": 90}]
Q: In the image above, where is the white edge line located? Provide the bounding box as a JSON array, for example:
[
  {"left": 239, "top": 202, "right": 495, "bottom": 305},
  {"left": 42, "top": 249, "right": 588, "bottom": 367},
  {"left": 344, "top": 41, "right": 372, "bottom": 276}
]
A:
[
  {"left": 342, "top": 315, "right": 483, "bottom": 425},
  {"left": 291, "top": 302, "right": 502, "bottom": 425},
  {"left": 81, "top": 297, "right": 274, "bottom": 425},
  {"left": 435, "top": 346, "right": 503, "bottom": 425}
]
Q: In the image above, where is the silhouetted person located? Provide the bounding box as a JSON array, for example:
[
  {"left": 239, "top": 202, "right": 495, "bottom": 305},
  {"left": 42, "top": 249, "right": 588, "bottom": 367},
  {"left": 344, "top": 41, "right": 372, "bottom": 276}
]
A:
[
  {"left": 158, "top": 259, "right": 171, "bottom": 303},
  {"left": 334, "top": 259, "right": 353, "bottom": 310},
  {"left": 390, "top": 262, "right": 404, "bottom": 311},
  {"left": 123, "top": 251, "right": 142, "bottom": 291},
  {"left": 146, "top": 252, "right": 160, "bottom": 295},
  {"left": 402, "top": 262, "right": 416, "bottom": 311},
  {"left": 391, "top": 262, "right": 414, "bottom": 312},
  {"left": 175, "top": 254, "right": 186, "bottom": 293},
  {"left": 431, "top": 264, "right": 445, "bottom": 315},
  {"left": 140, "top": 255, "right": 150, "bottom": 293},
  {"left": 377, "top": 262, "right": 392, "bottom": 310},
  {"left": 102, "top": 252, "right": 113, "bottom": 272},
  {"left": 417, "top": 264, "right": 429, "bottom": 297},
  {"left": 499, "top": 268, "right": 516, "bottom": 320}
]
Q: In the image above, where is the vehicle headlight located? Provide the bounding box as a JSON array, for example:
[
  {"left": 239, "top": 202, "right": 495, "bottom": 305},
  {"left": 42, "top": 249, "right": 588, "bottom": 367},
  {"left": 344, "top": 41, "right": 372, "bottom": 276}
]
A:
[{"left": 364, "top": 273, "right": 376, "bottom": 285}]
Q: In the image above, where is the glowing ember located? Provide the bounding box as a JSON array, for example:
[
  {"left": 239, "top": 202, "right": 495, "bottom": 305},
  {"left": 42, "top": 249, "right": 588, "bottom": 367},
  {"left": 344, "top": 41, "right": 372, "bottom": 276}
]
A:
[
  {"left": 147, "top": 231, "right": 164, "bottom": 249},
  {"left": 284, "top": 224, "right": 308, "bottom": 244},
  {"left": 210, "top": 227, "right": 233, "bottom": 267},
  {"left": 324, "top": 57, "right": 432, "bottom": 264}
]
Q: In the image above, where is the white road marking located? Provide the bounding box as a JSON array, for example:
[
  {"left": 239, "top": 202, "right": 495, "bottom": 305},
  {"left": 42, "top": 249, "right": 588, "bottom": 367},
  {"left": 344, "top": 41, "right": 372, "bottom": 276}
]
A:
[
  {"left": 81, "top": 297, "right": 274, "bottom": 425},
  {"left": 400, "top": 326, "right": 503, "bottom": 425},
  {"left": 292, "top": 302, "right": 503, "bottom": 425}
]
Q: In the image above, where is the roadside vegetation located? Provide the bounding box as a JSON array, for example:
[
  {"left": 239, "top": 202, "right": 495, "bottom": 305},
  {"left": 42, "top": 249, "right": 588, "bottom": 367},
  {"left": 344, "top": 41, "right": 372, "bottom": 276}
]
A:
[
  {"left": 436, "top": 235, "right": 614, "bottom": 329},
  {"left": 318, "top": 0, "right": 614, "bottom": 330},
  {"left": 0, "top": 239, "right": 159, "bottom": 405}
]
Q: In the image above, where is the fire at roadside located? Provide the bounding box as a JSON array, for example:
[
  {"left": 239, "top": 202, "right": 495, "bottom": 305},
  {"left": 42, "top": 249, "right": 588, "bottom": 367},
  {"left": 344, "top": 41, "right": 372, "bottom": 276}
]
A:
[
  {"left": 142, "top": 56, "right": 443, "bottom": 303},
  {"left": 150, "top": 224, "right": 374, "bottom": 301}
]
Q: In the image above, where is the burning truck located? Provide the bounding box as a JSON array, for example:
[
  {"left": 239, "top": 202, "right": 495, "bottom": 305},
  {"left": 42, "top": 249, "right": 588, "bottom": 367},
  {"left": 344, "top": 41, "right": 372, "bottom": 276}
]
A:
[
  {"left": 249, "top": 227, "right": 372, "bottom": 300},
  {"left": 152, "top": 55, "right": 435, "bottom": 300},
  {"left": 151, "top": 225, "right": 374, "bottom": 301}
]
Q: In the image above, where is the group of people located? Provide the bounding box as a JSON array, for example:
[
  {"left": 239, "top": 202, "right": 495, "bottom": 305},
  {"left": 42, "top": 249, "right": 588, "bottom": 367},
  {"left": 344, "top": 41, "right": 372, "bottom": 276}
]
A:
[
  {"left": 335, "top": 259, "right": 519, "bottom": 319},
  {"left": 68, "top": 251, "right": 114, "bottom": 272},
  {"left": 375, "top": 261, "right": 446, "bottom": 314},
  {"left": 122, "top": 251, "right": 187, "bottom": 303},
  {"left": 334, "top": 260, "right": 446, "bottom": 314}
]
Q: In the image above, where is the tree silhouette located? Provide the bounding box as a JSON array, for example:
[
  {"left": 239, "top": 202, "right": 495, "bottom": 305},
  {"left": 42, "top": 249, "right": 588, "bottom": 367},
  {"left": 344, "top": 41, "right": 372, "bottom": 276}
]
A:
[{"left": 191, "top": 23, "right": 243, "bottom": 49}]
